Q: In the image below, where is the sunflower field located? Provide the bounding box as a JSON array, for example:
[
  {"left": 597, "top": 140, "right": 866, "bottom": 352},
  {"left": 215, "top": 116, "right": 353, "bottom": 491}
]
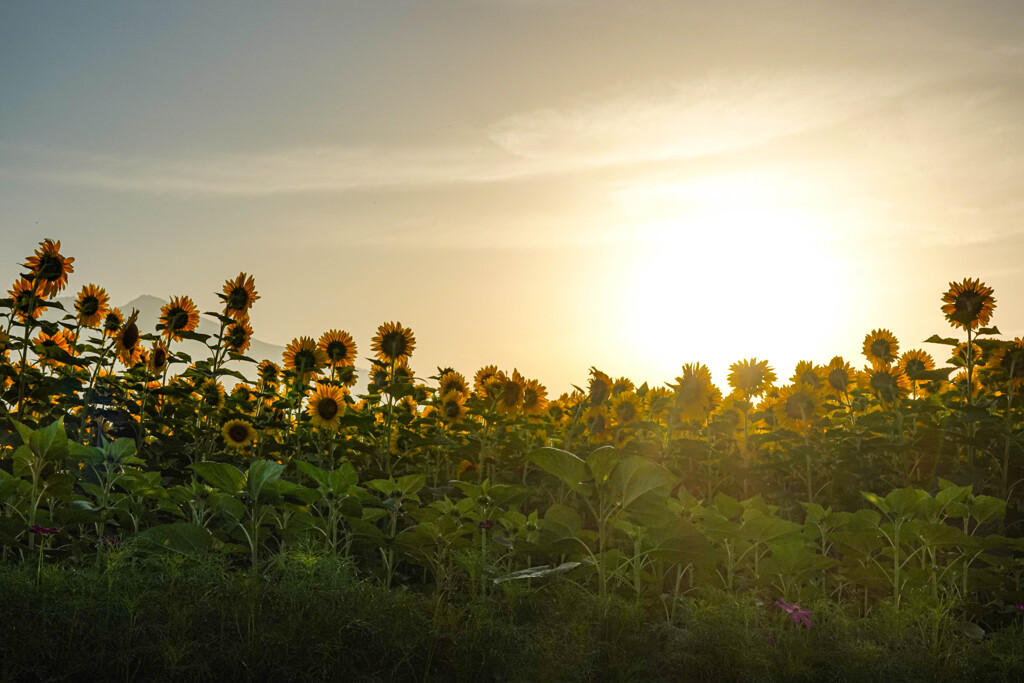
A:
[{"left": 2, "top": 238, "right": 1024, "bottom": 680}]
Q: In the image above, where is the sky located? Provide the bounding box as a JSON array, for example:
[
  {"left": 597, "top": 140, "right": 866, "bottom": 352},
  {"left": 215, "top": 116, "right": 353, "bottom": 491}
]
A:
[{"left": 3, "top": 0, "right": 1024, "bottom": 395}]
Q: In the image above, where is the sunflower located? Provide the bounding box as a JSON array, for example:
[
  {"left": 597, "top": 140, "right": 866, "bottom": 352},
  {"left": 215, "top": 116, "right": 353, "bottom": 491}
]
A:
[
  {"left": 282, "top": 336, "right": 327, "bottom": 382},
  {"left": 368, "top": 363, "right": 391, "bottom": 393},
  {"left": 473, "top": 365, "right": 500, "bottom": 395},
  {"left": 389, "top": 430, "right": 414, "bottom": 456},
  {"left": 588, "top": 367, "right": 612, "bottom": 407},
  {"left": 610, "top": 391, "right": 643, "bottom": 426},
  {"left": 671, "top": 363, "right": 719, "bottom": 422},
  {"left": 775, "top": 383, "right": 821, "bottom": 433},
  {"left": 941, "top": 278, "right": 996, "bottom": 331},
  {"left": 102, "top": 308, "right": 124, "bottom": 337},
  {"left": 495, "top": 370, "right": 525, "bottom": 415},
  {"left": 951, "top": 342, "right": 983, "bottom": 368},
  {"left": 33, "top": 330, "right": 75, "bottom": 367},
  {"left": 257, "top": 360, "right": 280, "bottom": 386},
  {"left": 221, "top": 272, "right": 259, "bottom": 322},
  {"left": 222, "top": 419, "right": 256, "bottom": 449},
  {"left": 862, "top": 329, "right": 899, "bottom": 367},
  {"left": 159, "top": 296, "right": 200, "bottom": 342},
  {"left": 644, "top": 386, "right": 674, "bottom": 423},
  {"left": 223, "top": 318, "right": 253, "bottom": 354},
  {"left": 456, "top": 459, "right": 478, "bottom": 477},
  {"left": 196, "top": 378, "right": 226, "bottom": 410},
  {"left": 392, "top": 360, "right": 415, "bottom": 383},
  {"left": 114, "top": 310, "right": 142, "bottom": 366},
  {"left": 727, "top": 358, "right": 776, "bottom": 397},
  {"left": 790, "top": 361, "right": 824, "bottom": 392},
  {"left": 23, "top": 239, "right": 74, "bottom": 298},
  {"left": 586, "top": 405, "right": 610, "bottom": 440},
  {"left": 371, "top": 321, "right": 416, "bottom": 363},
  {"left": 987, "top": 338, "right": 1024, "bottom": 386},
  {"left": 74, "top": 284, "right": 109, "bottom": 328},
  {"left": 0, "top": 330, "right": 10, "bottom": 360},
  {"left": 438, "top": 370, "right": 469, "bottom": 399},
  {"left": 438, "top": 390, "right": 468, "bottom": 424},
  {"left": 149, "top": 341, "right": 170, "bottom": 374},
  {"left": 899, "top": 349, "right": 935, "bottom": 380},
  {"left": 398, "top": 395, "right": 418, "bottom": 415},
  {"left": 7, "top": 278, "right": 47, "bottom": 321},
  {"left": 860, "top": 366, "right": 910, "bottom": 405},
  {"left": 824, "top": 356, "right": 855, "bottom": 397},
  {"left": 306, "top": 382, "right": 347, "bottom": 430},
  {"left": 318, "top": 329, "right": 357, "bottom": 368},
  {"left": 611, "top": 377, "right": 635, "bottom": 396},
  {"left": 545, "top": 398, "right": 566, "bottom": 423},
  {"left": 521, "top": 379, "right": 549, "bottom": 416}
]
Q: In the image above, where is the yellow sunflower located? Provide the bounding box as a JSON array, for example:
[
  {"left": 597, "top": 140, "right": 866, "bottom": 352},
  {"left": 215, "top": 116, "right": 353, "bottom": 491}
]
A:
[
  {"left": 7, "top": 278, "right": 47, "bottom": 321},
  {"left": 306, "top": 382, "right": 347, "bottom": 430},
  {"left": 102, "top": 308, "right": 124, "bottom": 338},
  {"left": 114, "top": 310, "right": 142, "bottom": 365},
  {"left": 257, "top": 360, "right": 280, "bottom": 386},
  {"left": 149, "top": 341, "right": 170, "bottom": 374},
  {"left": 859, "top": 366, "right": 910, "bottom": 405},
  {"left": 611, "top": 376, "right": 635, "bottom": 396},
  {"left": 610, "top": 391, "right": 643, "bottom": 426},
  {"left": 222, "top": 419, "right": 256, "bottom": 449},
  {"left": 824, "top": 356, "right": 855, "bottom": 397},
  {"left": 33, "top": 330, "right": 75, "bottom": 367},
  {"left": 986, "top": 338, "right": 1024, "bottom": 386},
  {"left": 223, "top": 318, "right": 253, "bottom": 354},
  {"left": 438, "top": 390, "right": 468, "bottom": 424},
  {"left": 196, "top": 378, "right": 226, "bottom": 410},
  {"left": 282, "top": 336, "right": 327, "bottom": 382},
  {"left": 671, "top": 363, "right": 719, "bottom": 422},
  {"left": 521, "top": 379, "right": 549, "bottom": 415},
  {"left": 644, "top": 386, "right": 674, "bottom": 423},
  {"left": 456, "top": 459, "right": 478, "bottom": 477},
  {"left": 496, "top": 369, "right": 525, "bottom": 415},
  {"left": 159, "top": 295, "right": 200, "bottom": 342},
  {"left": 941, "top": 278, "right": 996, "bottom": 331},
  {"left": 371, "top": 321, "right": 416, "bottom": 363},
  {"left": 899, "top": 349, "right": 935, "bottom": 380},
  {"left": 790, "top": 361, "right": 824, "bottom": 391},
  {"left": 74, "top": 284, "right": 109, "bottom": 328},
  {"left": 727, "top": 358, "right": 776, "bottom": 397},
  {"left": 587, "top": 405, "right": 610, "bottom": 440},
  {"left": 23, "top": 238, "right": 74, "bottom": 298},
  {"left": 775, "top": 383, "right": 821, "bottom": 433},
  {"left": 0, "top": 330, "right": 10, "bottom": 360},
  {"left": 862, "top": 329, "right": 899, "bottom": 367},
  {"left": 473, "top": 365, "right": 500, "bottom": 395},
  {"left": 588, "top": 367, "right": 612, "bottom": 407},
  {"left": 318, "top": 329, "right": 357, "bottom": 368},
  {"left": 221, "top": 272, "right": 259, "bottom": 322},
  {"left": 951, "top": 342, "right": 984, "bottom": 368},
  {"left": 438, "top": 370, "right": 470, "bottom": 399}
]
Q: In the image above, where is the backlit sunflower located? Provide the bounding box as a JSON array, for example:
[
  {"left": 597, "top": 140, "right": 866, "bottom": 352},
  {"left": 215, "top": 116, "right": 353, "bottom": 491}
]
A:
[
  {"left": 439, "top": 390, "right": 468, "bottom": 424},
  {"left": 224, "top": 318, "right": 253, "bottom": 354},
  {"left": 644, "top": 386, "right": 674, "bottom": 423},
  {"left": 306, "top": 382, "right": 347, "bottom": 430},
  {"left": 824, "top": 356, "right": 855, "bottom": 398},
  {"left": 951, "top": 342, "right": 983, "bottom": 368},
  {"left": 496, "top": 370, "right": 525, "bottom": 415},
  {"left": 371, "top": 321, "right": 416, "bottom": 363},
  {"left": 899, "top": 349, "right": 935, "bottom": 380},
  {"left": 671, "top": 363, "right": 719, "bottom": 422},
  {"left": 862, "top": 329, "right": 899, "bottom": 367},
  {"left": 941, "top": 278, "right": 996, "bottom": 331},
  {"left": 149, "top": 341, "right": 170, "bottom": 374},
  {"left": 221, "top": 419, "right": 256, "bottom": 449},
  {"left": 196, "top": 378, "right": 226, "bottom": 410},
  {"left": 588, "top": 367, "right": 612, "bottom": 407},
  {"left": 159, "top": 296, "right": 200, "bottom": 342},
  {"left": 521, "top": 379, "right": 549, "bottom": 416},
  {"left": 775, "top": 383, "right": 821, "bottom": 433},
  {"left": 790, "top": 361, "right": 824, "bottom": 392},
  {"left": 987, "top": 338, "right": 1024, "bottom": 386},
  {"left": 282, "top": 336, "right": 327, "bottom": 382},
  {"left": 456, "top": 459, "right": 478, "bottom": 477},
  {"left": 587, "top": 405, "right": 610, "bottom": 440},
  {"left": 102, "top": 308, "right": 124, "bottom": 337},
  {"left": 611, "top": 377, "right": 635, "bottom": 396},
  {"left": 257, "top": 360, "right": 280, "bottom": 386},
  {"left": 318, "top": 329, "right": 357, "bottom": 368},
  {"left": 7, "top": 278, "right": 47, "bottom": 321},
  {"left": 860, "top": 366, "right": 910, "bottom": 405},
  {"left": 438, "top": 370, "right": 470, "bottom": 399},
  {"left": 392, "top": 360, "right": 415, "bottom": 383},
  {"left": 33, "top": 330, "right": 75, "bottom": 367},
  {"left": 474, "top": 365, "right": 500, "bottom": 395},
  {"left": 0, "top": 330, "right": 10, "bottom": 360},
  {"left": 610, "top": 391, "right": 643, "bottom": 426},
  {"left": 727, "top": 358, "right": 776, "bottom": 397},
  {"left": 74, "top": 284, "right": 109, "bottom": 328},
  {"left": 221, "top": 272, "right": 259, "bottom": 322},
  {"left": 114, "top": 310, "right": 142, "bottom": 365},
  {"left": 23, "top": 239, "right": 74, "bottom": 298}
]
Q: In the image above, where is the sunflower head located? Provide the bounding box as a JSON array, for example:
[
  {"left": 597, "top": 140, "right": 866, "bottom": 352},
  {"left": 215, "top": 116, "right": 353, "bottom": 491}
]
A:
[
  {"left": 23, "top": 239, "right": 74, "bottom": 298},
  {"left": 282, "top": 336, "right": 327, "bottom": 383},
  {"left": 257, "top": 360, "right": 281, "bottom": 385},
  {"left": 986, "top": 338, "right": 1024, "bottom": 386},
  {"left": 456, "top": 459, "right": 479, "bottom": 478},
  {"left": 611, "top": 377, "right": 635, "bottom": 396},
  {"left": 224, "top": 318, "right": 253, "bottom": 354},
  {"left": 115, "top": 310, "right": 142, "bottom": 365},
  {"left": 860, "top": 366, "right": 910, "bottom": 405},
  {"left": 790, "top": 361, "right": 824, "bottom": 391},
  {"left": 644, "top": 386, "right": 674, "bottom": 422},
  {"left": 862, "top": 329, "right": 899, "bottom": 367},
  {"left": 473, "top": 365, "right": 500, "bottom": 397},
  {"left": 371, "top": 321, "right": 416, "bottom": 363},
  {"left": 610, "top": 391, "right": 643, "bottom": 426},
  {"left": 727, "top": 358, "right": 776, "bottom": 397},
  {"left": 438, "top": 370, "right": 470, "bottom": 399},
  {"left": 196, "top": 378, "right": 226, "bottom": 410},
  {"left": 318, "top": 329, "right": 357, "bottom": 368},
  {"left": 74, "top": 284, "right": 109, "bottom": 328},
  {"left": 941, "top": 278, "right": 996, "bottom": 331},
  {"left": 160, "top": 296, "right": 200, "bottom": 342},
  {"left": 824, "top": 356, "right": 855, "bottom": 397},
  {"left": 7, "top": 278, "right": 47, "bottom": 321},
  {"left": 496, "top": 370, "right": 525, "bottom": 415},
  {"left": 102, "top": 308, "right": 125, "bottom": 337},
  {"left": 588, "top": 368, "right": 612, "bottom": 407},
  {"left": 306, "top": 382, "right": 347, "bottom": 430},
  {"left": 521, "top": 379, "right": 549, "bottom": 416},
  {"left": 671, "top": 363, "right": 719, "bottom": 422},
  {"left": 775, "top": 384, "right": 820, "bottom": 433},
  {"left": 899, "top": 349, "right": 935, "bottom": 381},
  {"left": 33, "top": 330, "right": 74, "bottom": 367},
  {"left": 0, "top": 330, "right": 10, "bottom": 360},
  {"left": 221, "top": 272, "right": 259, "bottom": 322},
  {"left": 222, "top": 419, "right": 256, "bottom": 449},
  {"left": 439, "top": 390, "right": 468, "bottom": 424},
  {"left": 149, "top": 341, "right": 170, "bottom": 374}
]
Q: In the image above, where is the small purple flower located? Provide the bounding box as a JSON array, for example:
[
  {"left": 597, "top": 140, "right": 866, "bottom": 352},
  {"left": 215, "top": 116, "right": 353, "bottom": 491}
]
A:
[
  {"left": 29, "top": 525, "right": 58, "bottom": 536},
  {"left": 98, "top": 536, "right": 122, "bottom": 548},
  {"left": 478, "top": 520, "right": 494, "bottom": 530},
  {"left": 1015, "top": 602, "right": 1024, "bottom": 611},
  {"left": 775, "top": 598, "right": 814, "bottom": 628}
]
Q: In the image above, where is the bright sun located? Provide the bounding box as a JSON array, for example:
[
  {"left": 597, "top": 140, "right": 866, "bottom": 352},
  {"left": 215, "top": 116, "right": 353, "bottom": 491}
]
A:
[{"left": 618, "top": 172, "right": 853, "bottom": 386}]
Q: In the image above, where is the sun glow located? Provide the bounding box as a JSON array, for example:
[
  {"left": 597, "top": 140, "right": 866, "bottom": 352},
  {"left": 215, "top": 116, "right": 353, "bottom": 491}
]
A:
[{"left": 618, "top": 173, "right": 854, "bottom": 386}]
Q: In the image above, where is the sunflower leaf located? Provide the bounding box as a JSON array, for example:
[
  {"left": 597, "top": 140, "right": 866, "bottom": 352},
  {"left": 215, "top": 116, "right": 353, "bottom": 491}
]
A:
[
  {"left": 923, "top": 335, "right": 959, "bottom": 346},
  {"left": 976, "top": 326, "right": 1000, "bottom": 336}
]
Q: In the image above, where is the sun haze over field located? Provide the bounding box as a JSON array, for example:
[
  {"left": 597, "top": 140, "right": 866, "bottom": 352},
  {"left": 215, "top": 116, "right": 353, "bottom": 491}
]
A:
[{"left": 2, "top": 0, "right": 1024, "bottom": 392}]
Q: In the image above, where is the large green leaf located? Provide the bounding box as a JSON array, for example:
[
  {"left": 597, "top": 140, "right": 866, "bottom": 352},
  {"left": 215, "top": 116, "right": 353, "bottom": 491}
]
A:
[
  {"left": 527, "top": 447, "right": 590, "bottom": 494},
  {"left": 191, "top": 462, "right": 245, "bottom": 493},
  {"left": 609, "top": 456, "right": 674, "bottom": 511},
  {"left": 585, "top": 446, "right": 619, "bottom": 487},
  {"left": 138, "top": 522, "right": 212, "bottom": 555},
  {"left": 246, "top": 460, "right": 285, "bottom": 502}
]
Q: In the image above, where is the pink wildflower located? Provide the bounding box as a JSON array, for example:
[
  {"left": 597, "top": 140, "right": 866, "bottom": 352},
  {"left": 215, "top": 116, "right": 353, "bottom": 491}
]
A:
[
  {"left": 29, "top": 525, "right": 58, "bottom": 536},
  {"left": 775, "top": 598, "right": 814, "bottom": 628}
]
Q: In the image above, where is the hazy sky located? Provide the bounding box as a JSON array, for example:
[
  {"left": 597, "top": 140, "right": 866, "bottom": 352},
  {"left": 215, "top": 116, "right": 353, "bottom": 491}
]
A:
[{"left": 3, "top": 0, "right": 1023, "bottom": 393}]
